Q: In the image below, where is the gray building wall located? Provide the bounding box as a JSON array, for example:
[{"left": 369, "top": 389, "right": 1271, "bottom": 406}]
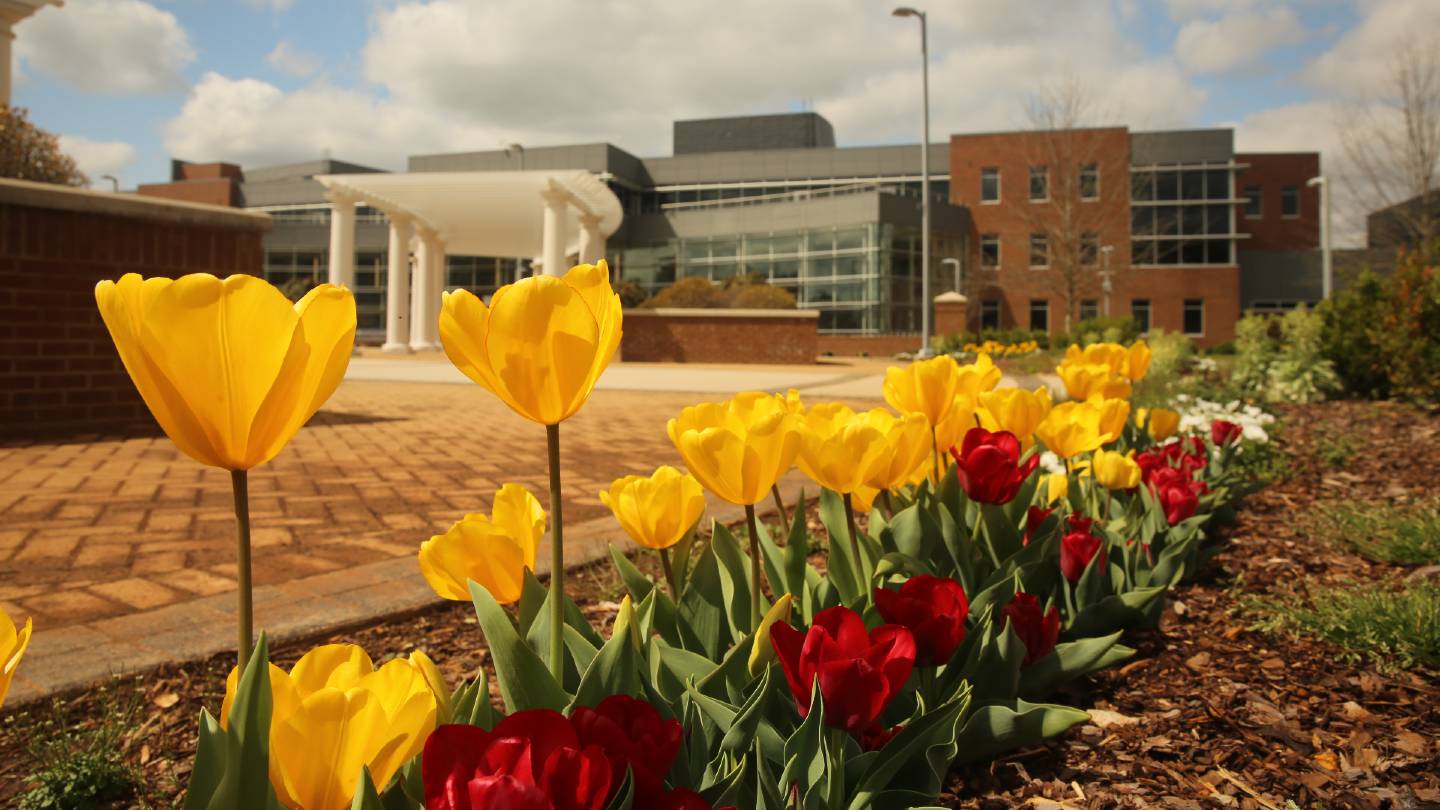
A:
[
  {"left": 673, "top": 113, "right": 836, "bottom": 155},
  {"left": 241, "top": 159, "right": 387, "bottom": 208},
  {"left": 1239, "top": 249, "right": 1322, "bottom": 306},
  {"left": 642, "top": 144, "right": 948, "bottom": 186},
  {"left": 1130, "top": 129, "right": 1234, "bottom": 165},
  {"left": 624, "top": 189, "right": 967, "bottom": 244},
  {"left": 407, "top": 143, "right": 650, "bottom": 187}
]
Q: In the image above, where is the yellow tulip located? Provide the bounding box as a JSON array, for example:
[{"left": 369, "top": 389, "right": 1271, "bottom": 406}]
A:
[
  {"left": 860, "top": 409, "right": 931, "bottom": 492},
  {"left": 882, "top": 355, "right": 962, "bottom": 426},
  {"left": 1091, "top": 449, "right": 1142, "bottom": 490},
  {"left": 439, "top": 261, "right": 620, "bottom": 425},
  {"left": 600, "top": 466, "right": 707, "bottom": 550},
  {"left": 418, "top": 484, "right": 545, "bottom": 604},
  {"left": 795, "top": 403, "right": 892, "bottom": 495},
  {"left": 933, "top": 393, "right": 981, "bottom": 458},
  {"left": 1, "top": 607, "right": 32, "bottom": 710},
  {"left": 1046, "top": 472, "right": 1069, "bottom": 505},
  {"left": 784, "top": 388, "right": 805, "bottom": 415},
  {"left": 1089, "top": 396, "right": 1132, "bottom": 444},
  {"left": 668, "top": 392, "right": 800, "bottom": 506},
  {"left": 1035, "top": 401, "right": 1105, "bottom": 459},
  {"left": 407, "top": 649, "right": 452, "bottom": 724},
  {"left": 953, "top": 353, "right": 1002, "bottom": 397},
  {"left": 222, "top": 644, "right": 437, "bottom": 810},
  {"left": 1064, "top": 343, "right": 1128, "bottom": 374},
  {"left": 977, "top": 386, "right": 1053, "bottom": 449},
  {"left": 94, "top": 273, "right": 355, "bottom": 470},
  {"left": 1124, "top": 340, "right": 1152, "bottom": 381},
  {"left": 1057, "top": 362, "right": 1131, "bottom": 401},
  {"left": 1137, "top": 407, "right": 1181, "bottom": 441},
  {"left": 850, "top": 485, "right": 881, "bottom": 513},
  {"left": 749, "top": 593, "right": 793, "bottom": 677}
]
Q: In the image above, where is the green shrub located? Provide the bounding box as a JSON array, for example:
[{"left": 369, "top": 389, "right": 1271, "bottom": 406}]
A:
[
  {"left": 1321, "top": 253, "right": 1440, "bottom": 403},
  {"left": 616, "top": 280, "right": 649, "bottom": 309},
  {"left": 932, "top": 327, "right": 1049, "bottom": 354},
  {"left": 641, "top": 276, "right": 797, "bottom": 310},
  {"left": 1307, "top": 498, "right": 1440, "bottom": 565},
  {"left": 641, "top": 277, "right": 727, "bottom": 309},
  {"left": 1233, "top": 309, "right": 1338, "bottom": 403},
  {"left": 17, "top": 682, "right": 143, "bottom": 809},
  {"left": 726, "top": 283, "right": 797, "bottom": 309},
  {"left": 1062, "top": 315, "right": 1141, "bottom": 347},
  {"left": 1206, "top": 340, "right": 1236, "bottom": 356}
]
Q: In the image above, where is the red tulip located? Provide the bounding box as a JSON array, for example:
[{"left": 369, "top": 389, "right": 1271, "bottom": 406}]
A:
[
  {"left": 1059, "top": 529, "right": 1106, "bottom": 583},
  {"left": 423, "top": 712, "right": 613, "bottom": 810},
  {"left": 1211, "top": 419, "right": 1243, "bottom": 446},
  {"left": 1023, "top": 506, "right": 1053, "bottom": 546},
  {"left": 950, "top": 428, "right": 1040, "bottom": 504},
  {"left": 858, "top": 722, "right": 904, "bottom": 752},
  {"left": 572, "top": 694, "right": 683, "bottom": 808},
  {"left": 873, "top": 575, "right": 969, "bottom": 666},
  {"left": 1001, "top": 593, "right": 1061, "bottom": 666},
  {"left": 769, "top": 606, "right": 916, "bottom": 734},
  {"left": 1158, "top": 483, "right": 1199, "bottom": 525},
  {"left": 1065, "top": 514, "right": 1098, "bottom": 536}
]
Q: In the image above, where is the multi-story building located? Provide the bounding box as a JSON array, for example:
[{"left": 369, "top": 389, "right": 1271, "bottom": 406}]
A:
[
  {"left": 138, "top": 113, "right": 1321, "bottom": 348},
  {"left": 950, "top": 127, "right": 1320, "bottom": 345}
]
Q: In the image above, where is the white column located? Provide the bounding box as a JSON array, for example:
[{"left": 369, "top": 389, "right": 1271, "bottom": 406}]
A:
[
  {"left": 427, "top": 239, "right": 446, "bottom": 348},
  {"left": 540, "top": 186, "right": 569, "bottom": 277},
  {"left": 382, "top": 214, "right": 412, "bottom": 353},
  {"left": 578, "top": 214, "right": 604, "bottom": 265},
  {"left": 409, "top": 228, "right": 433, "bottom": 350},
  {"left": 0, "top": 24, "right": 13, "bottom": 107},
  {"left": 326, "top": 192, "right": 357, "bottom": 287}
]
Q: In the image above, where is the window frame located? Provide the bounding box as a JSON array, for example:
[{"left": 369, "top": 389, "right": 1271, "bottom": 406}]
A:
[
  {"left": 1280, "top": 185, "right": 1300, "bottom": 218},
  {"left": 1029, "top": 232, "right": 1049, "bottom": 268},
  {"left": 1080, "top": 163, "right": 1100, "bottom": 201},
  {"left": 1029, "top": 166, "right": 1049, "bottom": 202},
  {"left": 980, "top": 167, "right": 1001, "bottom": 204},
  {"left": 980, "top": 299, "right": 1001, "bottom": 330},
  {"left": 1183, "top": 298, "right": 1205, "bottom": 337},
  {"left": 1132, "top": 298, "right": 1152, "bottom": 333},
  {"left": 1079, "top": 299, "right": 1099, "bottom": 322},
  {"left": 979, "top": 233, "right": 1001, "bottom": 269},
  {"left": 1029, "top": 299, "right": 1049, "bottom": 332},
  {"left": 1080, "top": 231, "right": 1100, "bottom": 266}
]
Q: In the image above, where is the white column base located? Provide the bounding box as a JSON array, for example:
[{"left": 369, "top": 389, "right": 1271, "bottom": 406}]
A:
[{"left": 381, "top": 341, "right": 413, "bottom": 353}]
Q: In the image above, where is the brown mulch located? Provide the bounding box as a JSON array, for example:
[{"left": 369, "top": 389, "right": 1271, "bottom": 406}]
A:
[{"left": 1, "top": 401, "right": 1437, "bottom": 808}]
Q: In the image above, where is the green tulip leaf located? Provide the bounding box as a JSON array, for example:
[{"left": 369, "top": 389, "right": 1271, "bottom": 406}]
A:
[
  {"left": 206, "top": 634, "right": 282, "bottom": 810},
  {"left": 819, "top": 488, "right": 864, "bottom": 607},
  {"left": 570, "top": 598, "right": 642, "bottom": 710},
  {"left": 468, "top": 580, "right": 571, "bottom": 713},
  {"left": 781, "top": 683, "right": 830, "bottom": 808},
  {"left": 952, "top": 699, "right": 1090, "bottom": 763},
  {"left": 710, "top": 522, "right": 760, "bottom": 641},
  {"left": 1064, "top": 585, "right": 1167, "bottom": 639},
  {"left": 846, "top": 688, "right": 971, "bottom": 810},
  {"left": 349, "top": 767, "right": 385, "bottom": 810},
  {"left": 182, "top": 709, "right": 227, "bottom": 810},
  {"left": 1018, "top": 631, "right": 1131, "bottom": 697},
  {"left": 608, "top": 544, "right": 656, "bottom": 603}
]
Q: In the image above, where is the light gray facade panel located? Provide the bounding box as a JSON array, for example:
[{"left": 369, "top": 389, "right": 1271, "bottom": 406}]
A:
[
  {"left": 243, "top": 159, "right": 385, "bottom": 184},
  {"left": 242, "top": 179, "right": 331, "bottom": 208},
  {"left": 406, "top": 143, "right": 649, "bottom": 185},
  {"left": 1130, "top": 130, "right": 1234, "bottom": 165},
  {"left": 1238, "top": 249, "right": 1322, "bottom": 305},
  {"left": 641, "top": 144, "right": 949, "bottom": 185}
]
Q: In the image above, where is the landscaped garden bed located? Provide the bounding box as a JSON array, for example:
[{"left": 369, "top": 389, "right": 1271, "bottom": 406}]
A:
[{"left": 2, "top": 399, "right": 1435, "bottom": 808}]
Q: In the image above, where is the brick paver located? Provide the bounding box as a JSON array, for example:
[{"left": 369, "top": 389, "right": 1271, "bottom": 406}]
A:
[{"left": 0, "top": 379, "right": 881, "bottom": 632}]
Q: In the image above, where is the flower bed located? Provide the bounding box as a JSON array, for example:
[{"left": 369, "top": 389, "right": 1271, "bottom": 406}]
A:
[{"left": 0, "top": 267, "right": 1301, "bottom": 809}]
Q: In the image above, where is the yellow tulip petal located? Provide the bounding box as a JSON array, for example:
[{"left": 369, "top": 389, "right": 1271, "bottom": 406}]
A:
[
  {"left": 0, "top": 612, "right": 32, "bottom": 710},
  {"left": 485, "top": 275, "right": 601, "bottom": 424},
  {"left": 439, "top": 289, "right": 505, "bottom": 396},
  {"left": 271, "top": 688, "right": 388, "bottom": 810},
  {"left": 489, "top": 483, "right": 546, "bottom": 570}
]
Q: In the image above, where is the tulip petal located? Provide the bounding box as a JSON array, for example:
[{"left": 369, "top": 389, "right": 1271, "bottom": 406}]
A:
[
  {"left": 486, "top": 275, "right": 601, "bottom": 424},
  {"left": 290, "top": 643, "right": 375, "bottom": 697}
]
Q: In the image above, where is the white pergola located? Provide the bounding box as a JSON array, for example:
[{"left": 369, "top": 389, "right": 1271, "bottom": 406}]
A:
[
  {"left": 315, "top": 170, "right": 624, "bottom": 352},
  {"left": 2, "top": 1, "right": 64, "bottom": 105}
]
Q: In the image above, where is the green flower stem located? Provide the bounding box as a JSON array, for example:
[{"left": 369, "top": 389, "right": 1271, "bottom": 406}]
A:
[
  {"left": 843, "top": 492, "right": 867, "bottom": 596},
  {"left": 973, "top": 505, "right": 1000, "bottom": 570},
  {"left": 659, "top": 546, "right": 679, "bottom": 601},
  {"left": 931, "top": 424, "right": 941, "bottom": 487},
  {"left": 771, "top": 483, "right": 791, "bottom": 538},
  {"left": 546, "top": 423, "right": 565, "bottom": 681},
  {"left": 826, "top": 727, "right": 849, "bottom": 807},
  {"left": 880, "top": 489, "right": 896, "bottom": 519},
  {"left": 230, "top": 469, "right": 253, "bottom": 674},
  {"left": 745, "top": 503, "right": 763, "bottom": 632}
]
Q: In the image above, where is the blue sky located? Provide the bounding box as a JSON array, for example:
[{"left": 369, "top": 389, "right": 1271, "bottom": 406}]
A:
[{"left": 11, "top": 0, "right": 1425, "bottom": 213}]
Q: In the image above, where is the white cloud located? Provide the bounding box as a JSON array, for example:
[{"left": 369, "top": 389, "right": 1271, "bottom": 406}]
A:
[
  {"left": 1174, "top": 7, "right": 1307, "bottom": 74},
  {"left": 57, "top": 134, "right": 138, "bottom": 188},
  {"left": 162, "top": 0, "right": 1210, "bottom": 169},
  {"left": 15, "top": 0, "right": 195, "bottom": 95},
  {"left": 244, "top": 0, "right": 295, "bottom": 10},
  {"left": 1306, "top": 0, "right": 1440, "bottom": 98},
  {"left": 265, "top": 41, "right": 320, "bottom": 77}
]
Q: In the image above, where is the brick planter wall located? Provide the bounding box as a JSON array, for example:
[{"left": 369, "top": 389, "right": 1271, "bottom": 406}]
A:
[
  {"left": 816, "top": 333, "right": 922, "bottom": 358},
  {"left": 621, "top": 308, "right": 819, "bottom": 364},
  {"left": 0, "top": 179, "right": 270, "bottom": 440}
]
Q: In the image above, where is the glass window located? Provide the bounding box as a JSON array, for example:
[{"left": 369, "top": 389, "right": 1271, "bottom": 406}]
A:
[
  {"left": 1206, "top": 239, "right": 1231, "bottom": 264},
  {"left": 1029, "top": 299, "right": 1049, "bottom": 332},
  {"left": 1156, "top": 171, "right": 1179, "bottom": 200},
  {"left": 1133, "top": 240, "right": 1157, "bottom": 265},
  {"left": 772, "top": 260, "right": 800, "bottom": 280},
  {"left": 1080, "top": 299, "right": 1099, "bottom": 321},
  {"left": 1029, "top": 166, "right": 1048, "bottom": 201},
  {"left": 1206, "top": 205, "right": 1229, "bottom": 235},
  {"left": 1281, "top": 185, "right": 1299, "bottom": 217},
  {"left": 744, "top": 236, "right": 772, "bottom": 257},
  {"left": 834, "top": 255, "right": 865, "bottom": 276},
  {"left": 1157, "top": 239, "right": 1179, "bottom": 264},
  {"left": 1080, "top": 164, "right": 1099, "bottom": 200},
  {"left": 810, "top": 231, "right": 836, "bottom": 251},
  {"left": 1132, "top": 171, "right": 1155, "bottom": 202},
  {"left": 809, "top": 257, "right": 836, "bottom": 278},
  {"left": 981, "top": 300, "right": 1001, "bottom": 330},
  {"left": 1081, "top": 232, "right": 1100, "bottom": 265},
  {"left": 1182, "top": 205, "right": 1205, "bottom": 235},
  {"left": 980, "top": 167, "right": 1000, "bottom": 202},
  {"left": 1029, "top": 233, "right": 1049, "bottom": 267},
  {"left": 1132, "top": 206, "right": 1155, "bottom": 236},
  {"left": 980, "top": 234, "right": 1000, "bottom": 268},
  {"left": 1182, "top": 240, "right": 1205, "bottom": 264},
  {"left": 683, "top": 242, "right": 709, "bottom": 262},
  {"left": 835, "top": 228, "right": 865, "bottom": 251},
  {"left": 1244, "top": 185, "right": 1262, "bottom": 217},
  {"left": 1157, "top": 206, "right": 1179, "bottom": 236},
  {"left": 1184, "top": 298, "right": 1204, "bottom": 336},
  {"left": 1132, "top": 299, "right": 1152, "bottom": 332},
  {"left": 1182, "top": 171, "right": 1204, "bottom": 200},
  {"left": 1206, "top": 169, "right": 1229, "bottom": 200}
]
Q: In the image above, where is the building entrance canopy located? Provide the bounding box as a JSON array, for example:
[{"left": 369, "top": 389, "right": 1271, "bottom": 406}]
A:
[{"left": 314, "top": 169, "right": 623, "bottom": 353}]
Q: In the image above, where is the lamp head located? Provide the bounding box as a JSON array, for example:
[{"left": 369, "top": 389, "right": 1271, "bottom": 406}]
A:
[
  {"left": 892, "top": 6, "right": 920, "bottom": 17},
  {"left": 1307, "top": 176, "right": 1325, "bottom": 188}
]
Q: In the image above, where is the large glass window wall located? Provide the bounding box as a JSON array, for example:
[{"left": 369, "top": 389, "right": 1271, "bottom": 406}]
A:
[{"left": 1129, "top": 165, "right": 1238, "bottom": 266}]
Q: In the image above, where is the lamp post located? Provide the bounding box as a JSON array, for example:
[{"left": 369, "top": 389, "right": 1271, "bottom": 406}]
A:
[
  {"left": 100, "top": 174, "right": 119, "bottom": 193},
  {"left": 1100, "top": 245, "right": 1114, "bottom": 316},
  {"left": 1307, "top": 175, "right": 1332, "bottom": 299},
  {"left": 893, "top": 6, "right": 931, "bottom": 357},
  {"left": 507, "top": 143, "right": 527, "bottom": 282},
  {"left": 941, "top": 257, "right": 961, "bottom": 293}
]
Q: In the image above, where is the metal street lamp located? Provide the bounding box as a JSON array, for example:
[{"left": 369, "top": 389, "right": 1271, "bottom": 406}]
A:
[
  {"left": 1307, "top": 175, "right": 1333, "bottom": 299},
  {"left": 893, "top": 6, "right": 932, "bottom": 357},
  {"left": 100, "top": 174, "right": 119, "bottom": 193},
  {"left": 506, "top": 143, "right": 527, "bottom": 282},
  {"left": 941, "top": 257, "right": 961, "bottom": 292},
  {"left": 1100, "top": 245, "right": 1114, "bottom": 316}
]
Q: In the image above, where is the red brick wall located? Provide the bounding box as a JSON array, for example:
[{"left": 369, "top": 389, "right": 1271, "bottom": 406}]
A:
[
  {"left": 622, "top": 310, "right": 818, "bottom": 364},
  {"left": 0, "top": 186, "right": 268, "bottom": 439},
  {"left": 1235, "top": 153, "right": 1320, "bottom": 250},
  {"left": 138, "top": 177, "right": 241, "bottom": 208},
  {"left": 950, "top": 128, "right": 1133, "bottom": 334},
  {"left": 816, "top": 333, "right": 920, "bottom": 358}
]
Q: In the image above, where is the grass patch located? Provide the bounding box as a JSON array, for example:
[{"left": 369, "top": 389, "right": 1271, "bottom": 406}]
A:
[
  {"left": 1245, "top": 580, "right": 1440, "bottom": 671},
  {"left": 11, "top": 679, "right": 145, "bottom": 809},
  {"left": 1307, "top": 498, "right": 1440, "bottom": 565},
  {"left": 1313, "top": 430, "right": 1356, "bottom": 467},
  {"left": 1230, "top": 436, "right": 1292, "bottom": 486}
]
